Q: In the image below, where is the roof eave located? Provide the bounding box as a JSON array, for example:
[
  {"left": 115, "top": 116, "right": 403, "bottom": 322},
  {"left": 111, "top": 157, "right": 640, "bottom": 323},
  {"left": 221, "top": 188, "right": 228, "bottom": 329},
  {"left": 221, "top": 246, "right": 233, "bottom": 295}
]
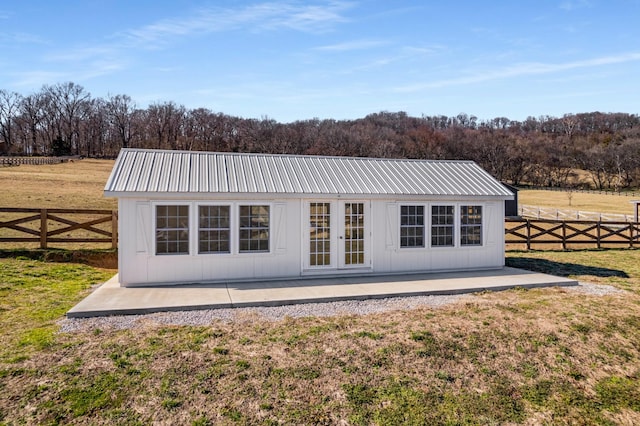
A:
[{"left": 104, "top": 190, "right": 513, "bottom": 201}]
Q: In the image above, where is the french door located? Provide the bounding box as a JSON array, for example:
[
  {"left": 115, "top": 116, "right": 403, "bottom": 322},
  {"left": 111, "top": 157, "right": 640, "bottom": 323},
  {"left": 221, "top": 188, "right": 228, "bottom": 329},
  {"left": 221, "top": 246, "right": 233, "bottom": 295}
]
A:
[
  {"left": 306, "top": 201, "right": 369, "bottom": 270},
  {"left": 339, "top": 202, "right": 367, "bottom": 268}
]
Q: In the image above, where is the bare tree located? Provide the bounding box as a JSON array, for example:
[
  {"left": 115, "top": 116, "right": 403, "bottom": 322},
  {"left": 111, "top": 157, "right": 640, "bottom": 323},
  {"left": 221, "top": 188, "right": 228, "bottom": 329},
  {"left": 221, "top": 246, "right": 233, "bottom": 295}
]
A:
[
  {"left": 16, "top": 92, "right": 46, "bottom": 155},
  {"left": 0, "top": 90, "right": 23, "bottom": 154},
  {"left": 145, "top": 101, "right": 186, "bottom": 149},
  {"left": 106, "top": 94, "right": 137, "bottom": 150},
  {"left": 43, "top": 82, "right": 92, "bottom": 155}
]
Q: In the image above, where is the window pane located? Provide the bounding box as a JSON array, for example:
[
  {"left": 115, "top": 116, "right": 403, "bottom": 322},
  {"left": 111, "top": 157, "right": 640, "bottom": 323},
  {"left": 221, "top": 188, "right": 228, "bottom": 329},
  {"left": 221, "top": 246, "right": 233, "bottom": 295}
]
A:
[
  {"left": 400, "top": 205, "right": 425, "bottom": 248},
  {"left": 309, "top": 202, "right": 331, "bottom": 266},
  {"left": 239, "top": 205, "right": 270, "bottom": 253},
  {"left": 461, "top": 206, "right": 482, "bottom": 246},
  {"left": 431, "top": 205, "right": 454, "bottom": 247},
  {"left": 344, "top": 203, "right": 365, "bottom": 264},
  {"left": 198, "top": 205, "right": 231, "bottom": 254},
  {"left": 156, "top": 205, "right": 189, "bottom": 255}
]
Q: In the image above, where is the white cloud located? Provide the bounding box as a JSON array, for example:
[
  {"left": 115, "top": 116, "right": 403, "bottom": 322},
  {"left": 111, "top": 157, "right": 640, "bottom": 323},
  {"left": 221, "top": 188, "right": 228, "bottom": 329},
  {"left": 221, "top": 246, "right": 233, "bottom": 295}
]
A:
[
  {"left": 33, "top": 2, "right": 353, "bottom": 87},
  {"left": 11, "top": 70, "right": 66, "bottom": 88},
  {"left": 315, "top": 39, "right": 389, "bottom": 52},
  {"left": 44, "top": 46, "right": 117, "bottom": 62},
  {"left": 0, "top": 31, "right": 47, "bottom": 45},
  {"left": 394, "top": 52, "right": 640, "bottom": 92},
  {"left": 122, "top": 1, "right": 353, "bottom": 48},
  {"left": 559, "top": 0, "right": 593, "bottom": 11}
]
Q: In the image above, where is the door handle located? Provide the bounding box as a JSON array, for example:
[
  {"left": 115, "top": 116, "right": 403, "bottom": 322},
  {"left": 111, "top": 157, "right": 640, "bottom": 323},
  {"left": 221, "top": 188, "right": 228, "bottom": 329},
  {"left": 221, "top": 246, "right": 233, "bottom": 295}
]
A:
[{"left": 339, "top": 236, "right": 343, "bottom": 239}]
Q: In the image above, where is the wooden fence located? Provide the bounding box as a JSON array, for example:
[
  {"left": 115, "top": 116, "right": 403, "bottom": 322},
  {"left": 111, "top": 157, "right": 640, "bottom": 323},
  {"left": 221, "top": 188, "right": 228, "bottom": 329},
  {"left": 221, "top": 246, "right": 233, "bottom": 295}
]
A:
[
  {"left": 515, "top": 185, "right": 639, "bottom": 197},
  {"left": 505, "top": 218, "right": 640, "bottom": 250},
  {"left": 0, "top": 208, "right": 117, "bottom": 249},
  {"left": 1, "top": 210, "right": 638, "bottom": 251},
  {"left": 0, "top": 157, "right": 66, "bottom": 167},
  {"left": 520, "top": 205, "right": 636, "bottom": 222}
]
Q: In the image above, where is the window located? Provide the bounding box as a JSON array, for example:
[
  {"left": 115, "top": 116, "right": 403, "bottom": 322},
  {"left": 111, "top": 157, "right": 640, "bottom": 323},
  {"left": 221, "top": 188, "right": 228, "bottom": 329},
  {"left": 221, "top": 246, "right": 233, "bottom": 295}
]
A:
[
  {"left": 431, "top": 205, "right": 454, "bottom": 247},
  {"left": 156, "top": 205, "right": 189, "bottom": 255},
  {"left": 461, "top": 206, "right": 482, "bottom": 246},
  {"left": 309, "top": 202, "right": 331, "bottom": 266},
  {"left": 400, "top": 205, "right": 424, "bottom": 248},
  {"left": 239, "top": 205, "right": 270, "bottom": 252},
  {"left": 199, "top": 205, "right": 230, "bottom": 253}
]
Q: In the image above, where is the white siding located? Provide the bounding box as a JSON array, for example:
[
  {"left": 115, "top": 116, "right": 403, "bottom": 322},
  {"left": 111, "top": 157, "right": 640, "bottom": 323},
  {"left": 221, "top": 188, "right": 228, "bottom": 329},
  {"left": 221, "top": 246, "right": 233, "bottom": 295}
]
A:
[
  {"left": 370, "top": 199, "right": 505, "bottom": 274},
  {"left": 118, "top": 195, "right": 505, "bottom": 286},
  {"left": 118, "top": 197, "right": 302, "bottom": 286}
]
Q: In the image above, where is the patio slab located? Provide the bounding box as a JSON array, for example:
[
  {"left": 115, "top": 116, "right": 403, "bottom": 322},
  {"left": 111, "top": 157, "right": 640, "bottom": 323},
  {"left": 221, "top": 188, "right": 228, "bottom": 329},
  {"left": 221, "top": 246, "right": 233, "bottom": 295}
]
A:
[{"left": 67, "top": 267, "right": 578, "bottom": 318}]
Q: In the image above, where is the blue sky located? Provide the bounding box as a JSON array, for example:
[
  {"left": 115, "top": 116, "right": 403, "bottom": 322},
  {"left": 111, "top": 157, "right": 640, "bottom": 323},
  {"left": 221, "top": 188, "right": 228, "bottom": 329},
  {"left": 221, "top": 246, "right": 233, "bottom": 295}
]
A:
[{"left": 1, "top": 0, "right": 638, "bottom": 122}]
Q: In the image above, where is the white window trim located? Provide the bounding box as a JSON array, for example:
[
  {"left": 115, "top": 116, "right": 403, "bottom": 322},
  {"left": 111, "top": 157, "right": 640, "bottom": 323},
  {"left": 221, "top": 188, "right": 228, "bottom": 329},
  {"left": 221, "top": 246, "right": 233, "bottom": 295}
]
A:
[
  {"left": 429, "top": 204, "right": 456, "bottom": 248},
  {"left": 393, "top": 202, "right": 488, "bottom": 251},
  {"left": 398, "top": 203, "right": 426, "bottom": 250},
  {"left": 305, "top": 200, "right": 337, "bottom": 269},
  {"left": 237, "top": 202, "right": 273, "bottom": 255},
  {"left": 151, "top": 201, "right": 274, "bottom": 257},
  {"left": 196, "top": 202, "right": 233, "bottom": 256},
  {"left": 152, "top": 202, "right": 191, "bottom": 256},
  {"left": 460, "top": 205, "right": 484, "bottom": 247}
]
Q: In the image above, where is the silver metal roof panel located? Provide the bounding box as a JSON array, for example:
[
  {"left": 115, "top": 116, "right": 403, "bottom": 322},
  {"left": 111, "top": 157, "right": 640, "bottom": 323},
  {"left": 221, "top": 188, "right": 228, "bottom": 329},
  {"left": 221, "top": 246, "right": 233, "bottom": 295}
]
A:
[{"left": 104, "top": 148, "right": 514, "bottom": 198}]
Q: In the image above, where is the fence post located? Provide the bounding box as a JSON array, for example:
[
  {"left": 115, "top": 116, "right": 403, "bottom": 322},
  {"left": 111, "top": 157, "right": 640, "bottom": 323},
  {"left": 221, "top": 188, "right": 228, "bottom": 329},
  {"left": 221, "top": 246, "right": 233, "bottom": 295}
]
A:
[
  {"left": 526, "top": 219, "right": 531, "bottom": 250},
  {"left": 597, "top": 222, "right": 601, "bottom": 249},
  {"left": 562, "top": 221, "right": 567, "bottom": 250},
  {"left": 111, "top": 210, "right": 118, "bottom": 249},
  {"left": 40, "top": 208, "right": 48, "bottom": 249}
]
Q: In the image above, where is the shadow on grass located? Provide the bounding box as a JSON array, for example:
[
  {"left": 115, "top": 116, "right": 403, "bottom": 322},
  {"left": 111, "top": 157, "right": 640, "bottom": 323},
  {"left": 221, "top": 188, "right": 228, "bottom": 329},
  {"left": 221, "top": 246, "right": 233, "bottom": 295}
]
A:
[
  {"left": 506, "top": 257, "right": 629, "bottom": 278},
  {"left": 0, "top": 248, "right": 117, "bottom": 269}
]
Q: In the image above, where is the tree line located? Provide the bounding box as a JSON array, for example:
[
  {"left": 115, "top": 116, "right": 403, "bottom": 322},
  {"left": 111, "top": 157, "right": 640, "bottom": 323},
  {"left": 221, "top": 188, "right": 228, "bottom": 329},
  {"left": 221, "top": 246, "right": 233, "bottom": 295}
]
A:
[{"left": 1, "top": 82, "right": 639, "bottom": 190}]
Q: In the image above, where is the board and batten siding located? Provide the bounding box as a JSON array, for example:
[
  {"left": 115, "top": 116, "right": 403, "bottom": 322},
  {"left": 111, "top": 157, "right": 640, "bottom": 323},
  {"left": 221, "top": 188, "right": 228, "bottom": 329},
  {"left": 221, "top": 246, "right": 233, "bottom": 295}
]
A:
[{"left": 117, "top": 196, "right": 505, "bottom": 286}]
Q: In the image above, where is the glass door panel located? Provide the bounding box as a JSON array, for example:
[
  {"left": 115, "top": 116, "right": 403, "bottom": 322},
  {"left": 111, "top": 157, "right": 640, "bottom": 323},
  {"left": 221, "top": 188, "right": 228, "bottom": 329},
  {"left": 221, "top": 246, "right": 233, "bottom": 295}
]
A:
[
  {"left": 342, "top": 202, "right": 365, "bottom": 266},
  {"left": 309, "top": 202, "right": 331, "bottom": 267}
]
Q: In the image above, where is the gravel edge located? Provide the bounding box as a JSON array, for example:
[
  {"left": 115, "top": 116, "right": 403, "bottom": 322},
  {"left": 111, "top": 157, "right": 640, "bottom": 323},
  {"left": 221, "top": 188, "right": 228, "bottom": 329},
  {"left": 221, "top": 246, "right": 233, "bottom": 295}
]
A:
[{"left": 58, "top": 282, "right": 626, "bottom": 333}]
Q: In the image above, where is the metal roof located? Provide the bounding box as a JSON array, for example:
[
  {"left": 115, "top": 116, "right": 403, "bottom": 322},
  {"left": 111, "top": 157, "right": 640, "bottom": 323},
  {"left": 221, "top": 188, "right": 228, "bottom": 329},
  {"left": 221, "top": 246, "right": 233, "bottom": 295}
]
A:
[{"left": 104, "top": 148, "right": 513, "bottom": 198}]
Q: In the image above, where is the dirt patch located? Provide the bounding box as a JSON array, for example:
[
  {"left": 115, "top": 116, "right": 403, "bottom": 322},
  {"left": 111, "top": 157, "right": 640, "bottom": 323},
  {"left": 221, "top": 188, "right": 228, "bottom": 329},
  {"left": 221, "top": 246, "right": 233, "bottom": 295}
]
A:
[{"left": 0, "top": 249, "right": 117, "bottom": 269}]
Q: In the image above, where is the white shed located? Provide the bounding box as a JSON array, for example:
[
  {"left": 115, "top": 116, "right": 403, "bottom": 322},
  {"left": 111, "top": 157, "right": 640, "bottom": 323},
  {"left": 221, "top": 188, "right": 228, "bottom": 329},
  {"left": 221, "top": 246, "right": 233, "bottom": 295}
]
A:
[{"left": 105, "top": 148, "right": 514, "bottom": 286}]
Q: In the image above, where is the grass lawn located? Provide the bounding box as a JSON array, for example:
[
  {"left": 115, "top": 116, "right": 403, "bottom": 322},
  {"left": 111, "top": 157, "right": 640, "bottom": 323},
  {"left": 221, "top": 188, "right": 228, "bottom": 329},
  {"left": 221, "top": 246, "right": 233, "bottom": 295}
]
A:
[
  {"left": 0, "top": 159, "right": 115, "bottom": 210},
  {"left": 518, "top": 189, "right": 637, "bottom": 215},
  {"left": 1, "top": 249, "right": 639, "bottom": 424},
  {"left": 0, "top": 159, "right": 117, "bottom": 250}
]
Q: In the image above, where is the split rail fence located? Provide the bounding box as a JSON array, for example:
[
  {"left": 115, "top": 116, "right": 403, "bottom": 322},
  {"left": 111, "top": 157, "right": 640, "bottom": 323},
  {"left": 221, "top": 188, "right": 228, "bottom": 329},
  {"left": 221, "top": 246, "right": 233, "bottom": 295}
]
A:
[
  {"left": 0, "top": 208, "right": 117, "bottom": 249},
  {"left": 1, "top": 208, "right": 639, "bottom": 251},
  {"left": 505, "top": 218, "right": 640, "bottom": 250},
  {"left": 0, "top": 157, "right": 66, "bottom": 167},
  {"left": 520, "top": 205, "right": 636, "bottom": 222}
]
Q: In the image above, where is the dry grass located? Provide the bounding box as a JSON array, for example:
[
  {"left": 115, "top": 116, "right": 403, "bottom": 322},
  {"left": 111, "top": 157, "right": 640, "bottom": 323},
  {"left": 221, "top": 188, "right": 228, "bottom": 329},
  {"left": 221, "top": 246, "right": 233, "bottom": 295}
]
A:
[
  {"left": 519, "top": 189, "right": 637, "bottom": 215},
  {"left": 1, "top": 156, "right": 640, "bottom": 423},
  {"left": 0, "top": 158, "right": 635, "bottom": 215},
  {"left": 0, "top": 250, "right": 639, "bottom": 424},
  {"left": 0, "top": 159, "right": 115, "bottom": 210},
  {"left": 0, "top": 159, "right": 116, "bottom": 249}
]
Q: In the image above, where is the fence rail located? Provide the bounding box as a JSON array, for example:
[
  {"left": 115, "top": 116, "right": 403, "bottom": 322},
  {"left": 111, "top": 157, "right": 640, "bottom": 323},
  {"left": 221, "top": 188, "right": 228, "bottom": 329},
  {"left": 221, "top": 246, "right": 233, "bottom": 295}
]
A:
[
  {"left": 1, "top": 209, "right": 638, "bottom": 252},
  {"left": 0, "top": 157, "right": 66, "bottom": 167},
  {"left": 0, "top": 208, "right": 117, "bottom": 248},
  {"left": 515, "top": 185, "right": 638, "bottom": 197},
  {"left": 520, "top": 205, "right": 636, "bottom": 222},
  {"left": 505, "top": 218, "right": 640, "bottom": 250}
]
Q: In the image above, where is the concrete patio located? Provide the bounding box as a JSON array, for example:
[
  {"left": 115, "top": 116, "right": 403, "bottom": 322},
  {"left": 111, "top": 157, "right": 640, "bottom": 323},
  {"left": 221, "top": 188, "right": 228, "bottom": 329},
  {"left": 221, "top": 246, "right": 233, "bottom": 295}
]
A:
[{"left": 67, "top": 267, "right": 578, "bottom": 318}]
